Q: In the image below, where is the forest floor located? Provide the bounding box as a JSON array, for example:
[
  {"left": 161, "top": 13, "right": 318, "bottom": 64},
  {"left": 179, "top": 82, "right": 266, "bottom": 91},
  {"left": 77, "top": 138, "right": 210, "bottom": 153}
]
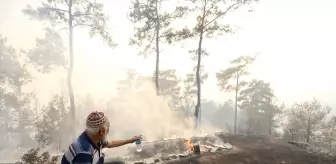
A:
[
  {"left": 2, "top": 134, "right": 336, "bottom": 164},
  {"left": 172, "top": 135, "right": 336, "bottom": 164}
]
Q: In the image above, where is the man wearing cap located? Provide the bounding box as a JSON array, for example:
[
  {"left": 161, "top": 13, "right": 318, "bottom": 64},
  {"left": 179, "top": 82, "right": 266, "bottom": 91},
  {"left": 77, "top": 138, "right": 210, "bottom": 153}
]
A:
[{"left": 61, "top": 111, "right": 141, "bottom": 164}]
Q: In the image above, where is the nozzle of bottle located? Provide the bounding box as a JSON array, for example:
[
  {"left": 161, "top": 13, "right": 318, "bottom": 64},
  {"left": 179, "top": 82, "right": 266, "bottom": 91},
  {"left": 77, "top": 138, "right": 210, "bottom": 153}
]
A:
[{"left": 135, "top": 139, "right": 142, "bottom": 152}]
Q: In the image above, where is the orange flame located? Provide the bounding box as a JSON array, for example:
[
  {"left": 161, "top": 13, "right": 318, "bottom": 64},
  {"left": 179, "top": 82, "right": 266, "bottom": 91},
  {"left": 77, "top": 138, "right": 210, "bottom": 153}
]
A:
[{"left": 184, "top": 138, "right": 194, "bottom": 154}]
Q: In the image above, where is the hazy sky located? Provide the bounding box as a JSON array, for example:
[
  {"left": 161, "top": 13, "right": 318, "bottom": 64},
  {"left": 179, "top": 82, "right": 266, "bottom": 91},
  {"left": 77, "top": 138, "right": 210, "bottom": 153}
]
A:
[{"left": 1, "top": 0, "right": 336, "bottom": 112}]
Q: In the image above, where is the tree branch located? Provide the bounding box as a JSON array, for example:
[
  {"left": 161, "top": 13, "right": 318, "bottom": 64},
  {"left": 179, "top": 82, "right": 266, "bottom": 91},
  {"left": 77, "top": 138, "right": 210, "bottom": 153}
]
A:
[
  {"left": 44, "top": 6, "right": 69, "bottom": 13},
  {"left": 204, "top": 0, "right": 221, "bottom": 18},
  {"left": 142, "top": 34, "right": 156, "bottom": 53},
  {"left": 158, "top": 32, "right": 173, "bottom": 39},
  {"left": 82, "top": 0, "right": 95, "bottom": 6},
  {"left": 73, "top": 23, "right": 92, "bottom": 28},
  {"left": 62, "top": 63, "right": 68, "bottom": 70},
  {"left": 73, "top": 13, "right": 97, "bottom": 17},
  {"left": 64, "top": 0, "right": 69, "bottom": 7},
  {"left": 161, "top": 15, "right": 183, "bottom": 22},
  {"left": 56, "top": 27, "right": 69, "bottom": 33},
  {"left": 203, "top": 2, "right": 238, "bottom": 28}
]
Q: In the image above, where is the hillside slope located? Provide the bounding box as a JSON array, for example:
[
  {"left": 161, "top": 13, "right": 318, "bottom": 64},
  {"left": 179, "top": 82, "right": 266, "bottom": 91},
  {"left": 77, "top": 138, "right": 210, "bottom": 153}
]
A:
[{"left": 175, "top": 135, "right": 336, "bottom": 164}]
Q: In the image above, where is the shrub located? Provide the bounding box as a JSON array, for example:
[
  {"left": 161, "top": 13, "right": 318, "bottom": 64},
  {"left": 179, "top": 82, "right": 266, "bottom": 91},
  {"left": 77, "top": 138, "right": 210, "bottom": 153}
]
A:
[{"left": 15, "top": 148, "right": 58, "bottom": 164}]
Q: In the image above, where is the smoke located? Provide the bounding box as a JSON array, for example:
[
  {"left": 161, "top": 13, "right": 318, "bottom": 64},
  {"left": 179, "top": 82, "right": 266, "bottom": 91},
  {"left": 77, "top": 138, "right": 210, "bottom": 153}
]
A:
[
  {"left": 91, "top": 79, "right": 219, "bottom": 157},
  {"left": 0, "top": 75, "right": 222, "bottom": 161}
]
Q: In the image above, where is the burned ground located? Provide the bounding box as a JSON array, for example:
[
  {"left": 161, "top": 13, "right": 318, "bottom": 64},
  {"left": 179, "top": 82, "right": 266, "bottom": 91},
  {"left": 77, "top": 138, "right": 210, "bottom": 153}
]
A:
[
  {"left": 173, "top": 135, "right": 336, "bottom": 164},
  {"left": 109, "top": 134, "right": 336, "bottom": 164}
]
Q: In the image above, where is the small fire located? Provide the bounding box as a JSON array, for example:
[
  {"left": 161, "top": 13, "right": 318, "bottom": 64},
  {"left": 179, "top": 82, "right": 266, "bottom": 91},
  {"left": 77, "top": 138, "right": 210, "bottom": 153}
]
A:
[{"left": 184, "top": 138, "right": 194, "bottom": 154}]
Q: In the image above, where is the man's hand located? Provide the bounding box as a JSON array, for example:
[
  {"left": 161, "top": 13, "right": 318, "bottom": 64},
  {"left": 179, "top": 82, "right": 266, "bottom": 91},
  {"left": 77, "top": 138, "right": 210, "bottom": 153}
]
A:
[{"left": 130, "top": 135, "right": 142, "bottom": 143}]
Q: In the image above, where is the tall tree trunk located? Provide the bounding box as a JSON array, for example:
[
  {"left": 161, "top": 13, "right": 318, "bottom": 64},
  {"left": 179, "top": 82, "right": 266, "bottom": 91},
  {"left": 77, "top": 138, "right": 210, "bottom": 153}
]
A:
[
  {"left": 234, "top": 73, "right": 239, "bottom": 134},
  {"left": 330, "top": 129, "right": 335, "bottom": 152},
  {"left": 291, "top": 130, "right": 295, "bottom": 142},
  {"left": 59, "top": 96, "right": 65, "bottom": 150},
  {"left": 154, "top": 0, "right": 160, "bottom": 96},
  {"left": 306, "top": 117, "right": 311, "bottom": 143},
  {"left": 195, "top": 0, "right": 207, "bottom": 129},
  {"left": 67, "top": 0, "right": 75, "bottom": 120},
  {"left": 32, "top": 81, "right": 40, "bottom": 115},
  {"left": 268, "top": 98, "right": 272, "bottom": 135}
]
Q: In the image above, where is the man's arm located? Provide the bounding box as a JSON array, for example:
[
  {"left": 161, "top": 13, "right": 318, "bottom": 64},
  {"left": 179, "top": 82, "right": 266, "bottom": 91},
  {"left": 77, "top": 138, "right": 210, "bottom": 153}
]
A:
[
  {"left": 72, "top": 153, "right": 93, "bottom": 164},
  {"left": 104, "top": 139, "right": 134, "bottom": 148}
]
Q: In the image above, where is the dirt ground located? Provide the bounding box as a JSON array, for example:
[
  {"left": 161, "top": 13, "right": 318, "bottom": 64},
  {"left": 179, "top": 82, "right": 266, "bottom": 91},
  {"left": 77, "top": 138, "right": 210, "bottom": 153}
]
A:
[{"left": 173, "top": 135, "right": 336, "bottom": 164}]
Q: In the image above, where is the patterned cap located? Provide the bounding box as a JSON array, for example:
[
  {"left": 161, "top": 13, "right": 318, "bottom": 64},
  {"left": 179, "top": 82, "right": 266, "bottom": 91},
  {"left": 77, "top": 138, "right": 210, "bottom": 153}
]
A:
[{"left": 86, "top": 111, "right": 107, "bottom": 128}]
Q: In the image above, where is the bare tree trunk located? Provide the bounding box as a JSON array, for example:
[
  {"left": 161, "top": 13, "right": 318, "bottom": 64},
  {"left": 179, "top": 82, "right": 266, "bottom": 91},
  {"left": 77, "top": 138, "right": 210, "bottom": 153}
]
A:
[
  {"left": 268, "top": 99, "right": 272, "bottom": 135},
  {"left": 57, "top": 113, "right": 61, "bottom": 151},
  {"left": 195, "top": 0, "right": 207, "bottom": 129},
  {"left": 32, "top": 81, "right": 40, "bottom": 115},
  {"left": 291, "top": 130, "right": 295, "bottom": 142},
  {"left": 234, "top": 73, "right": 239, "bottom": 134},
  {"left": 330, "top": 129, "right": 335, "bottom": 152},
  {"left": 67, "top": 0, "right": 75, "bottom": 120},
  {"left": 154, "top": 0, "right": 160, "bottom": 96},
  {"left": 306, "top": 118, "right": 311, "bottom": 143}
]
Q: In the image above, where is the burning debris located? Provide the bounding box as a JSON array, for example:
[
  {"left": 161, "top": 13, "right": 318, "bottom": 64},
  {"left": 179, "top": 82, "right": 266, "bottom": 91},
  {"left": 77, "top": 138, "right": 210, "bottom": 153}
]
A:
[
  {"left": 288, "top": 141, "right": 311, "bottom": 149},
  {"left": 105, "top": 133, "right": 233, "bottom": 164},
  {"left": 201, "top": 136, "right": 233, "bottom": 152},
  {"left": 184, "top": 138, "right": 198, "bottom": 154}
]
